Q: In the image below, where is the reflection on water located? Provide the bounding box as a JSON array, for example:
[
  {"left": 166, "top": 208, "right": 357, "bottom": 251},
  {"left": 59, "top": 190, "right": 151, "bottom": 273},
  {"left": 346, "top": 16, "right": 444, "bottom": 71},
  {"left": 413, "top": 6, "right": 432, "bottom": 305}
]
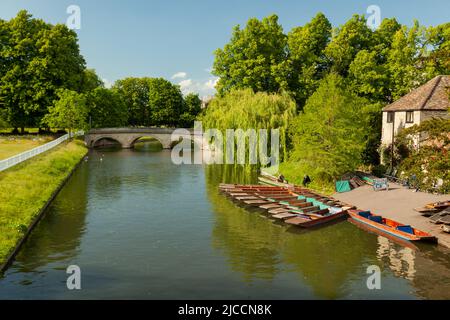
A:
[{"left": 0, "top": 149, "right": 449, "bottom": 299}]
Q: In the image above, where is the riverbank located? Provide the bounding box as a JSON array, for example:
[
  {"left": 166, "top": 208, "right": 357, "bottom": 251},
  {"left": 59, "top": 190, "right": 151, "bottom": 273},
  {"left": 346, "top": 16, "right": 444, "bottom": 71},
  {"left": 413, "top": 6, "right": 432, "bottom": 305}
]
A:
[
  {"left": 264, "top": 163, "right": 335, "bottom": 195},
  {"left": 333, "top": 184, "right": 450, "bottom": 248},
  {"left": 0, "top": 140, "right": 87, "bottom": 269}
]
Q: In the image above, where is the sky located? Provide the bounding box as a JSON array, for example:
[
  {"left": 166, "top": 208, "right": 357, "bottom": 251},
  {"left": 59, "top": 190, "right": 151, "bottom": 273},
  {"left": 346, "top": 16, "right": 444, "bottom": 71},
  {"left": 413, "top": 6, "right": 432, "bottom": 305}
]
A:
[{"left": 1, "top": 0, "right": 449, "bottom": 97}]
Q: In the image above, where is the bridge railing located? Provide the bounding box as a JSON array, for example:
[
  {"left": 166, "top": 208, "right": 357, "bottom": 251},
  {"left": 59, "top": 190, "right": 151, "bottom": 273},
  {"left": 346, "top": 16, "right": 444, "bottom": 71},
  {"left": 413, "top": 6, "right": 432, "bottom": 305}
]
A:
[{"left": 0, "top": 131, "right": 84, "bottom": 172}]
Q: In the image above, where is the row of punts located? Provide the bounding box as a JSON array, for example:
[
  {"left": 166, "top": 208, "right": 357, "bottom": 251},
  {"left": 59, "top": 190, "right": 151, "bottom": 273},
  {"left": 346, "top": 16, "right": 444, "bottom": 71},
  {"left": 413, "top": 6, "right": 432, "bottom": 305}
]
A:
[
  {"left": 219, "top": 183, "right": 438, "bottom": 244},
  {"left": 220, "top": 183, "right": 353, "bottom": 228}
]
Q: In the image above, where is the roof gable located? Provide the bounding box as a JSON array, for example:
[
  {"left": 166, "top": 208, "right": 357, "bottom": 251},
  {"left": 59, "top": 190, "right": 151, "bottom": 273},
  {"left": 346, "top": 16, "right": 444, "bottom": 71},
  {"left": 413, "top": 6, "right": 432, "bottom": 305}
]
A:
[{"left": 383, "top": 75, "right": 450, "bottom": 112}]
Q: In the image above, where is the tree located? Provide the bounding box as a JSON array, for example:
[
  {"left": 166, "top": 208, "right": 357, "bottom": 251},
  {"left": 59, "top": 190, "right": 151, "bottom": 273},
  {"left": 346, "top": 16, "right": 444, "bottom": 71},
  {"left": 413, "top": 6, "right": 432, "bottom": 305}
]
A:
[
  {"left": 348, "top": 50, "right": 389, "bottom": 102},
  {"left": 213, "top": 15, "right": 287, "bottom": 95},
  {"left": 426, "top": 22, "right": 450, "bottom": 75},
  {"left": 201, "top": 89, "right": 296, "bottom": 161},
  {"left": 281, "top": 13, "right": 331, "bottom": 107},
  {"left": 324, "top": 15, "right": 373, "bottom": 76},
  {"left": 0, "top": 10, "right": 86, "bottom": 132},
  {"left": 80, "top": 69, "right": 104, "bottom": 93},
  {"left": 288, "top": 74, "right": 369, "bottom": 181},
  {"left": 42, "top": 89, "right": 88, "bottom": 136},
  {"left": 387, "top": 21, "right": 435, "bottom": 100},
  {"left": 147, "top": 78, "right": 184, "bottom": 126},
  {"left": 86, "top": 87, "right": 128, "bottom": 128},
  {"left": 396, "top": 117, "right": 450, "bottom": 193},
  {"left": 113, "top": 77, "right": 151, "bottom": 126},
  {"left": 179, "top": 93, "right": 202, "bottom": 127}
]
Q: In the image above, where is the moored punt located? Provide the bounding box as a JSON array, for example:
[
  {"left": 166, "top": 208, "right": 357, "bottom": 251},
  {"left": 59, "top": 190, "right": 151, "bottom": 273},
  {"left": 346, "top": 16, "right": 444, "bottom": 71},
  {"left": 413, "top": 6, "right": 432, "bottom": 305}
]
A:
[
  {"left": 243, "top": 199, "right": 272, "bottom": 206},
  {"left": 348, "top": 209, "right": 438, "bottom": 243},
  {"left": 284, "top": 209, "right": 348, "bottom": 228}
]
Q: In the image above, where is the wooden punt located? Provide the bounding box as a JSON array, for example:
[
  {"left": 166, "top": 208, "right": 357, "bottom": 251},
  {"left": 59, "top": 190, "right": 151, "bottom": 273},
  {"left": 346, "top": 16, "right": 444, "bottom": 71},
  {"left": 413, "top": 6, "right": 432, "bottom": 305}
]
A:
[
  {"left": 243, "top": 199, "right": 270, "bottom": 205},
  {"left": 272, "top": 212, "right": 299, "bottom": 220},
  {"left": 285, "top": 209, "right": 348, "bottom": 228},
  {"left": 268, "top": 208, "right": 291, "bottom": 215},
  {"left": 348, "top": 209, "right": 437, "bottom": 243}
]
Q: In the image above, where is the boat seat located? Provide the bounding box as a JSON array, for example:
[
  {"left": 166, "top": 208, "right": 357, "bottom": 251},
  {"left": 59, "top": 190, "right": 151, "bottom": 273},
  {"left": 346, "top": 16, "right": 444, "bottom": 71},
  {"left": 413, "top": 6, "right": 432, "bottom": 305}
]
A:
[
  {"left": 396, "top": 225, "right": 414, "bottom": 234},
  {"left": 358, "top": 211, "right": 371, "bottom": 218},
  {"left": 369, "top": 215, "right": 383, "bottom": 224}
]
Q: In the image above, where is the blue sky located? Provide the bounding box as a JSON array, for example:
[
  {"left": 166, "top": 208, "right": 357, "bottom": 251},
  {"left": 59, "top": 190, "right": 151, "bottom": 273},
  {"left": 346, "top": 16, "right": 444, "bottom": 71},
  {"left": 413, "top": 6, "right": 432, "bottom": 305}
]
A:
[{"left": 1, "top": 0, "right": 449, "bottom": 97}]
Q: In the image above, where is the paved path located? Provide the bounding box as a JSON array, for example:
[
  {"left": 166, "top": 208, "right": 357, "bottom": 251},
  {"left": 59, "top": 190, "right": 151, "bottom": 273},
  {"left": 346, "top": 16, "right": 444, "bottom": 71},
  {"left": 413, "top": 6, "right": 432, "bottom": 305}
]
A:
[{"left": 333, "top": 184, "right": 450, "bottom": 248}]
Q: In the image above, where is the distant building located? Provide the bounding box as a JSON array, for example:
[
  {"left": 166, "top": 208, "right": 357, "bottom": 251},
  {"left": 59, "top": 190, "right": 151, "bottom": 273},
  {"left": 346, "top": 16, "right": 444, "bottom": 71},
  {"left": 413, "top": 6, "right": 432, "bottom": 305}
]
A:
[
  {"left": 201, "top": 96, "right": 214, "bottom": 109},
  {"left": 381, "top": 75, "right": 450, "bottom": 163}
]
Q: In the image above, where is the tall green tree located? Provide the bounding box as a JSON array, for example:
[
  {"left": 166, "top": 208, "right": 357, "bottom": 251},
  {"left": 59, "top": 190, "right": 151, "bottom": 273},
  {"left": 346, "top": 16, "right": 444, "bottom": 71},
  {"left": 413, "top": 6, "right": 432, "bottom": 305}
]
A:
[
  {"left": 179, "top": 93, "right": 202, "bottom": 127},
  {"left": 80, "top": 69, "right": 104, "bottom": 93},
  {"left": 324, "top": 15, "right": 373, "bottom": 76},
  {"left": 113, "top": 77, "right": 151, "bottom": 126},
  {"left": 213, "top": 15, "right": 287, "bottom": 95},
  {"left": 42, "top": 89, "right": 88, "bottom": 136},
  {"left": 0, "top": 10, "right": 86, "bottom": 132},
  {"left": 148, "top": 78, "right": 184, "bottom": 126},
  {"left": 86, "top": 87, "right": 128, "bottom": 128},
  {"left": 426, "top": 22, "right": 450, "bottom": 75},
  {"left": 386, "top": 21, "right": 435, "bottom": 100},
  {"left": 281, "top": 13, "right": 331, "bottom": 107},
  {"left": 288, "top": 74, "right": 370, "bottom": 181}
]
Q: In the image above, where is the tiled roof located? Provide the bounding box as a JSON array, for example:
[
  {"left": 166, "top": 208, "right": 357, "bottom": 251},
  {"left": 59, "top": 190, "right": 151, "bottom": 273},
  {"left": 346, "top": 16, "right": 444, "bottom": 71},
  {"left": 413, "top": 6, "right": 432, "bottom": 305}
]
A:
[{"left": 383, "top": 75, "right": 450, "bottom": 111}]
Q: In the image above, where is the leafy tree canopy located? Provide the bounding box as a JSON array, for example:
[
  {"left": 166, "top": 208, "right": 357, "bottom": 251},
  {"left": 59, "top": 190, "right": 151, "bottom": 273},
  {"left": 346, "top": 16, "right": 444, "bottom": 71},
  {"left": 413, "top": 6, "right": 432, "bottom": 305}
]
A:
[
  {"left": 0, "top": 10, "right": 86, "bottom": 131},
  {"left": 213, "top": 15, "right": 287, "bottom": 95},
  {"left": 288, "top": 74, "right": 370, "bottom": 181},
  {"left": 42, "top": 89, "right": 88, "bottom": 135},
  {"left": 86, "top": 87, "right": 128, "bottom": 129}
]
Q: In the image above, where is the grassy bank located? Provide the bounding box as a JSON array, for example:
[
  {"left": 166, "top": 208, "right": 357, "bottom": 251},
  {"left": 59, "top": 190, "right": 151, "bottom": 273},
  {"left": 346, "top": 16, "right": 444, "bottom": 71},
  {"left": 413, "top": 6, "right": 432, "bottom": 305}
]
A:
[
  {"left": 0, "top": 136, "right": 54, "bottom": 160},
  {"left": 274, "top": 162, "right": 336, "bottom": 195},
  {"left": 0, "top": 140, "right": 87, "bottom": 266}
]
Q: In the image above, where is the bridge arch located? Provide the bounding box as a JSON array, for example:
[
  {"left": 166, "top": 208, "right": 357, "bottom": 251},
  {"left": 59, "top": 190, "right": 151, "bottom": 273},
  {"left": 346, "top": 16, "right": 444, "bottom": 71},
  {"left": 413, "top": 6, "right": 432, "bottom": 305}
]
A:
[
  {"left": 91, "top": 136, "right": 122, "bottom": 148},
  {"left": 130, "top": 136, "right": 165, "bottom": 149}
]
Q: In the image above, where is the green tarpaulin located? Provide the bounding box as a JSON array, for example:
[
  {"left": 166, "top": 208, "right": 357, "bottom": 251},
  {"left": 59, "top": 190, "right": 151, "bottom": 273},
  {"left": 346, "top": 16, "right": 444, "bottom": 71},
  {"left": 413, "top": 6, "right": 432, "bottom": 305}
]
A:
[{"left": 336, "top": 180, "right": 352, "bottom": 193}]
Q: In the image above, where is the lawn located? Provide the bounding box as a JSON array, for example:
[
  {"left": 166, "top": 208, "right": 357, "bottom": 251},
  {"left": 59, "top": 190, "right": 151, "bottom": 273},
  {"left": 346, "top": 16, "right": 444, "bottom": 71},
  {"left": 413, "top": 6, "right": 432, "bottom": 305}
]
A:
[
  {"left": 0, "top": 136, "right": 55, "bottom": 160},
  {"left": 0, "top": 140, "right": 87, "bottom": 267}
]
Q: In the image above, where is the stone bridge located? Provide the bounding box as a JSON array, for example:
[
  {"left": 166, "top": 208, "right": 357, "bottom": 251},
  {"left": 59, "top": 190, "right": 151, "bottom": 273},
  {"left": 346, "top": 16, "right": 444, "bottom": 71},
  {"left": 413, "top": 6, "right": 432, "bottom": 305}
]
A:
[{"left": 85, "top": 127, "right": 207, "bottom": 149}]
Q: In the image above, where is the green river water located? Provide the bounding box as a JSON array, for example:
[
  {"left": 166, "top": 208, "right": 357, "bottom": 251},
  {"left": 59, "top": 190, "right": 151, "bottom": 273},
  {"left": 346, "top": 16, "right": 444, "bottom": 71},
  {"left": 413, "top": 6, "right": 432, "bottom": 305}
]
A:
[{"left": 0, "top": 147, "right": 449, "bottom": 299}]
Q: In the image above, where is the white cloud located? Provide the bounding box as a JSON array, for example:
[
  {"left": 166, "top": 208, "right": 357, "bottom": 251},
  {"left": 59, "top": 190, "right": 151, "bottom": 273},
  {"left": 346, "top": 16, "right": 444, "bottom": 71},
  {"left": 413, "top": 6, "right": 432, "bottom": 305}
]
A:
[
  {"left": 204, "top": 78, "right": 218, "bottom": 90},
  {"left": 102, "top": 78, "right": 114, "bottom": 89},
  {"left": 176, "top": 77, "right": 219, "bottom": 98},
  {"left": 171, "top": 72, "right": 187, "bottom": 79}
]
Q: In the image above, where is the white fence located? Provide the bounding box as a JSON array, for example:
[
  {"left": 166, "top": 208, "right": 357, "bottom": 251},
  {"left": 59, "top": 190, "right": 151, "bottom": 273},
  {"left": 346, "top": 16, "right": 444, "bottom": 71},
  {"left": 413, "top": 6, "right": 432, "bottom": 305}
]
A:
[{"left": 0, "top": 131, "right": 83, "bottom": 172}]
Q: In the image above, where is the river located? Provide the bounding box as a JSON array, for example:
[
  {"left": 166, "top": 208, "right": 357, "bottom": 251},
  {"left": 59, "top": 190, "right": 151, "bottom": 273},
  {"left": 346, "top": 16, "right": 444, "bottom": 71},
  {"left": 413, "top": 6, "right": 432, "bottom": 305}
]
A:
[{"left": 0, "top": 148, "right": 449, "bottom": 299}]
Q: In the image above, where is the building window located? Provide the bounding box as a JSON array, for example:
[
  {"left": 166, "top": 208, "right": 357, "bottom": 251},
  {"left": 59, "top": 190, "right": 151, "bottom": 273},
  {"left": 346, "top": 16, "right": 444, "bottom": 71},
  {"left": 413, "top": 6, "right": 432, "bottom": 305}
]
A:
[
  {"left": 406, "top": 111, "right": 414, "bottom": 123},
  {"left": 387, "top": 112, "right": 394, "bottom": 123}
]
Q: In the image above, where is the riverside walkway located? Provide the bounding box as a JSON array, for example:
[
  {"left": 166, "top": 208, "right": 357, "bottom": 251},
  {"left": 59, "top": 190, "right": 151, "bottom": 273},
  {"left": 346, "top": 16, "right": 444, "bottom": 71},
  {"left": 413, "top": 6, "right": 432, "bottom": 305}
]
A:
[{"left": 333, "top": 184, "right": 450, "bottom": 248}]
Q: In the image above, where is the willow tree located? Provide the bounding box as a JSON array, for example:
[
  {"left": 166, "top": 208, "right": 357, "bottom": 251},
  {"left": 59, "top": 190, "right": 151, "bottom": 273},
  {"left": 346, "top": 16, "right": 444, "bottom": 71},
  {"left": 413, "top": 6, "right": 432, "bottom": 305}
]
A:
[{"left": 201, "top": 89, "right": 297, "bottom": 163}]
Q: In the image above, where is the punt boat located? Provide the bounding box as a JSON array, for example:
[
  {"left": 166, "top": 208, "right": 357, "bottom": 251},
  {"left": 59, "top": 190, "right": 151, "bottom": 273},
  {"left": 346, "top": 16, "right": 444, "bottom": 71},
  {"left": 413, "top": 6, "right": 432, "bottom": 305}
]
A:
[{"left": 348, "top": 209, "right": 437, "bottom": 243}]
